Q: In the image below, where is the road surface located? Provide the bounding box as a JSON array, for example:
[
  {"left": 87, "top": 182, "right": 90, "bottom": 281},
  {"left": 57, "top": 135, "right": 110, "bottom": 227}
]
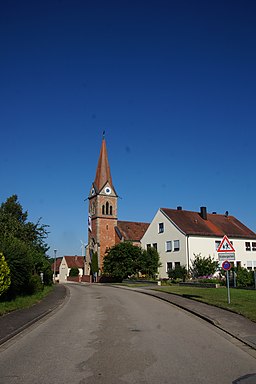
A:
[{"left": 0, "top": 284, "right": 256, "bottom": 383}]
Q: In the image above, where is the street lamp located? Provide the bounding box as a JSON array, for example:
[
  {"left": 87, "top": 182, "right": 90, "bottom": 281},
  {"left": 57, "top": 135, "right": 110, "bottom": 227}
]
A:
[{"left": 53, "top": 249, "right": 57, "bottom": 283}]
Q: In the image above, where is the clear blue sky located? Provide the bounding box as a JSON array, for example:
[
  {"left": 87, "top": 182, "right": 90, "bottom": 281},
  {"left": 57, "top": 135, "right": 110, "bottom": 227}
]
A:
[{"left": 1, "top": 0, "right": 256, "bottom": 258}]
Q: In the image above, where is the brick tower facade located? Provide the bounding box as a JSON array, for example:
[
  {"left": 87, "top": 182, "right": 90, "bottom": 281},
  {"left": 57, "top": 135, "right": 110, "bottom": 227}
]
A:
[{"left": 87, "top": 136, "right": 118, "bottom": 273}]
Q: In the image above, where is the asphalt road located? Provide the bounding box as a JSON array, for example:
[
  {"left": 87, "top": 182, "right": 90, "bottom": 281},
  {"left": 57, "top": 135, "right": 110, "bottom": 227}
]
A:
[{"left": 0, "top": 284, "right": 255, "bottom": 384}]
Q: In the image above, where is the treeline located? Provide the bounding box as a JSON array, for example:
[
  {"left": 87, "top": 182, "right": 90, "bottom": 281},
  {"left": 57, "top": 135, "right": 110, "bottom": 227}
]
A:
[{"left": 0, "top": 195, "right": 52, "bottom": 300}]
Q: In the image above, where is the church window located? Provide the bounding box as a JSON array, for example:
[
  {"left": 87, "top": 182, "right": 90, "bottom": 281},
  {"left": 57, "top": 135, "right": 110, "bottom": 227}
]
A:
[
  {"left": 102, "top": 202, "right": 113, "bottom": 215},
  {"left": 90, "top": 202, "right": 96, "bottom": 215}
]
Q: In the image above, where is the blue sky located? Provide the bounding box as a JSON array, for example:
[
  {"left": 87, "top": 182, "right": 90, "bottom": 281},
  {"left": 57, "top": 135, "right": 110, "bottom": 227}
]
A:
[{"left": 1, "top": 0, "right": 256, "bottom": 258}]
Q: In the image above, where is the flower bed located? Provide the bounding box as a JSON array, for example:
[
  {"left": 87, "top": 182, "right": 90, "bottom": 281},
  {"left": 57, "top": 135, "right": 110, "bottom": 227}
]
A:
[{"left": 179, "top": 282, "right": 220, "bottom": 288}]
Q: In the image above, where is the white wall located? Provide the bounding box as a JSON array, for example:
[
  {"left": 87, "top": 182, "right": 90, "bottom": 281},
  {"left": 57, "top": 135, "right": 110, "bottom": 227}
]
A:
[
  {"left": 59, "top": 258, "right": 68, "bottom": 283},
  {"left": 188, "top": 236, "right": 256, "bottom": 269},
  {"left": 141, "top": 209, "right": 256, "bottom": 278},
  {"left": 141, "top": 209, "right": 187, "bottom": 278}
]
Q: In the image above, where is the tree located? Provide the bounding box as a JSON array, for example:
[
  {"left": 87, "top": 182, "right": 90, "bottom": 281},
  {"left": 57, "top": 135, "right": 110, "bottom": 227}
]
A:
[
  {"left": 103, "top": 242, "right": 141, "bottom": 280},
  {"left": 137, "top": 247, "right": 161, "bottom": 278},
  {"left": 69, "top": 267, "right": 79, "bottom": 277},
  {"left": 103, "top": 242, "right": 160, "bottom": 280},
  {"left": 0, "top": 195, "right": 51, "bottom": 299},
  {"left": 91, "top": 252, "right": 99, "bottom": 275},
  {"left": 0, "top": 253, "right": 11, "bottom": 296},
  {"left": 190, "top": 254, "right": 219, "bottom": 278}
]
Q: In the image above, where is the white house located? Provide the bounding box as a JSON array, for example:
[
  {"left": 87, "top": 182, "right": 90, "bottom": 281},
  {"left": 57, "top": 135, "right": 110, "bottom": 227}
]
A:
[
  {"left": 141, "top": 206, "right": 256, "bottom": 279},
  {"left": 58, "top": 256, "right": 84, "bottom": 283}
]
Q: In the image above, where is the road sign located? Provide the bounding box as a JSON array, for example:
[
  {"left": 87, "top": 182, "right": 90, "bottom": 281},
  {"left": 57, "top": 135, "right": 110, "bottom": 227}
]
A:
[
  {"left": 217, "top": 235, "right": 235, "bottom": 253},
  {"left": 222, "top": 260, "right": 232, "bottom": 271},
  {"left": 222, "top": 260, "right": 232, "bottom": 304},
  {"left": 218, "top": 253, "right": 235, "bottom": 261}
]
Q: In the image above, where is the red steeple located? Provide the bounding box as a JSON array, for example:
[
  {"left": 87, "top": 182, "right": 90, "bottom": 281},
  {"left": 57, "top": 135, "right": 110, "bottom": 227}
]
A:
[{"left": 94, "top": 137, "right": 113, "bottom": 192}]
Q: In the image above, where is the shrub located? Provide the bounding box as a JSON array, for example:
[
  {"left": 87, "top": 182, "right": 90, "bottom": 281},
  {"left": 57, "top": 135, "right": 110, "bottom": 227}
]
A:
[
  {"left": 190, "top": 254, "right": 219, "bottom": 278},
  {"left": 0, "top": 253, "right": 11, "bottom": 296},
  {"left": 168, "top": 265, "right": 187, "bottom": 282},
  {"left": 26, "top": 275, "right": 43, "bottom": 295},
  {"left": 236, "top": 267, "right": 254, "bottom": 288},
  {"left": 69, "top": 267, "right": 79, "bottom": 277}
]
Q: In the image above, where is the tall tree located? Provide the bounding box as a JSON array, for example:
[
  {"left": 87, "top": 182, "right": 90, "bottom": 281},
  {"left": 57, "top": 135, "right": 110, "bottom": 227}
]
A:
[
  {"left": 0, "top": 195, "right": 51, "bottom": 299},
  {"left": 103, "top": 242, "right": 160, "bottom": 280},
  {"left": 137, "top": 247, "right": 161, "bottom": 278}
]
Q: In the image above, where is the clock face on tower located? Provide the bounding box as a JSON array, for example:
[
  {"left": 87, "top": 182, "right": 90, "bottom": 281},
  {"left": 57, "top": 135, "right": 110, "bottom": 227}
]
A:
[
  {"left": 91, "top": 187, "right": 95, "bottom": 196},
  {"left": 104, "top": 187, "right": 111, "bottom": 195}
]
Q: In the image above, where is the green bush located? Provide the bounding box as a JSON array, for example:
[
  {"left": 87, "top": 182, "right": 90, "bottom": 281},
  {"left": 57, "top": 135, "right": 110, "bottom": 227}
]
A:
[
  {"left": 236, "top": 268, "right": 254, "bottom": 288},
  {"left": 190, "top": 254, "right": 219, "bottom": 278},
  {"left": 0, "top": 253, "right": 11, "bottom": 296},
  {"left": 69, "top": 267, "right": 79, "bottom": 277},
  {"left": 168, "top": 265, "right": 188, "bottom": 282},
  {"left": 26, "top": 275, "right": 43, "bottom": 295}
]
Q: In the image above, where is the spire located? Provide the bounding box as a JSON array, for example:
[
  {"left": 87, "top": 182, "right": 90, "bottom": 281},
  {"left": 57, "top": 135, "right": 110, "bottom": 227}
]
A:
[{"left": 94, "top": 136, "right": 113, "bottom": 192}]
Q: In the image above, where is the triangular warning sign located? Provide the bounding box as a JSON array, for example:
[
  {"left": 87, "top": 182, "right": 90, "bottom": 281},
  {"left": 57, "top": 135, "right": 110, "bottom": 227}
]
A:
[{"left": 217, "top": 235, "right": 235, "bottom": 253}]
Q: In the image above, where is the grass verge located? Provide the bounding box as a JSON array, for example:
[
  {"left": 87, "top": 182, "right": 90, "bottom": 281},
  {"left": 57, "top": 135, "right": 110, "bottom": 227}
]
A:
[
  {"left": 155, "top": 285, "right": 256, "bottom": 322},
  {"left": 0, "top": 286, "right": 53, "bottom": 316}
]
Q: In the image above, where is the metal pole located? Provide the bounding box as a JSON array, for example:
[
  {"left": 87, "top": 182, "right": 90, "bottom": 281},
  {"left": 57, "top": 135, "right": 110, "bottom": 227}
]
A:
[
  {"left": 227, "top": 270, "right": 231, "bottom": 304},
  {"left": 53, "top": 249, "right": 57, "bottom": 284}
]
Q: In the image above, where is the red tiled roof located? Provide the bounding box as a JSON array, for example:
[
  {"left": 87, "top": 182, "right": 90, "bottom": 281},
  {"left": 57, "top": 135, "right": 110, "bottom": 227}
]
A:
[
  {"left": 63, "top": 256, "right": 84, "bottom": 268},
  {"left": 161, "top": 208, "right": 256, "bottom": 239},
  {"left": 116, "top": 220, "right": 150, "bottom": 241}
]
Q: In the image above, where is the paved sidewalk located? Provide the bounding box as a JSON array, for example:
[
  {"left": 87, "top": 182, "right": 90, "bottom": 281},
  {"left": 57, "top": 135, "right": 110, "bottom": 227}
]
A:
[
  {"left": 0, "top": 284, "right": 67, "bottom": 345},
  {"left": 1, "top": 283, "right": 256, "bottom": 353}
]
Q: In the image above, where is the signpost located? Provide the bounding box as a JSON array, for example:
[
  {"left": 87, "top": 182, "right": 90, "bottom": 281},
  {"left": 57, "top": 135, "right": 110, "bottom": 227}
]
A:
[{"left": 218, "top": 236, "right": 235, "bottom": 304}]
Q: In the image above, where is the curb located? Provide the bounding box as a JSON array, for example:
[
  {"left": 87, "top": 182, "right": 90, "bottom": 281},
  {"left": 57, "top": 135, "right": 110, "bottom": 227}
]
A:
[{"left": 0, "top": 285, "right": 69, "bottom": 346}]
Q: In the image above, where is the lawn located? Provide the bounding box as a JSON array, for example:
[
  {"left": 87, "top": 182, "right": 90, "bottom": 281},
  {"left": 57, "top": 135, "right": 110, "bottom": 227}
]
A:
[
  {"left": 154, "top": 285, "right": 256, "bottom": 322},
  {"left": 0, "top": 286, "right": 53, "bottom": 316}
]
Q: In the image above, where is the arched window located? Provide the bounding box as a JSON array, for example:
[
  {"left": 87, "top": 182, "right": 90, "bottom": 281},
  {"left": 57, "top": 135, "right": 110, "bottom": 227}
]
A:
[
  {"left": 110, "top": 205, "right": 113, "bottom": 215},
  {"left": 106, "top": 201, "right": 109, "bottom": 215},
  {"left": 102, "top": 205, "right": 105, "bottom": 215}
]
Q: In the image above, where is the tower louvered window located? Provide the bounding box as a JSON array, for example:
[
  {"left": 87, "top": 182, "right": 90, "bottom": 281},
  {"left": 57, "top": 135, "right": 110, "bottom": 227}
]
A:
[{"left": 102, "top": 202, "right": 113, "bottom": 216}]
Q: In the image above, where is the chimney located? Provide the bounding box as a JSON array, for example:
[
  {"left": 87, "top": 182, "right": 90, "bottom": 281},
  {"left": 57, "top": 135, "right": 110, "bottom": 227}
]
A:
[
  {"left": 177, "top": 206, "right": 182, "bottom": 210},
  {"left": 200, "top": 206, "right": 207, "bottom": 220}
]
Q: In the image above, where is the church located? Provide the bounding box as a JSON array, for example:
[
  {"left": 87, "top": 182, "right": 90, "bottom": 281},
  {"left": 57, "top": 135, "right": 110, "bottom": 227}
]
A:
[
  {"left": 85, "top": 135, "right": 149, "bottom": 276},
  {"left": 54, "top": 135, "right": 256, "bottom": 282}
]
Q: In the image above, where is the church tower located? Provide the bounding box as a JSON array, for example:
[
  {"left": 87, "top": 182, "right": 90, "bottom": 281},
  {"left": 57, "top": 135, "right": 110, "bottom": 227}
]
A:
[{"left": 87, "top": 135, "right": 118, "bottom": 273}]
